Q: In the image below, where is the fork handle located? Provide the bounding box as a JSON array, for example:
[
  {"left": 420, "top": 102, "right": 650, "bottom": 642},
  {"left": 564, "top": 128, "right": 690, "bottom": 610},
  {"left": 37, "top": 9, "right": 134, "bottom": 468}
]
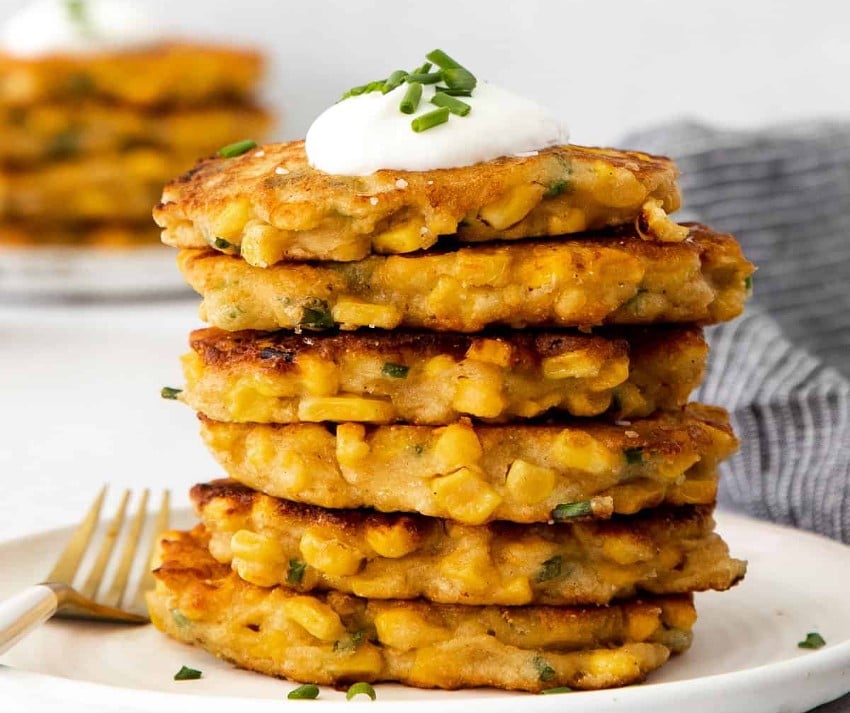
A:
[{"left": 0, "top": 585, "right": 59, "bottom": 655}]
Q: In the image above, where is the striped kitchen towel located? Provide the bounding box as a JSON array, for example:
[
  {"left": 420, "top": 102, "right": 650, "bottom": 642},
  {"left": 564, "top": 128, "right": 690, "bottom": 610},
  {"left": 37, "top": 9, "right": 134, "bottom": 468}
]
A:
[{"left": 623, "top": 121, "right": 850, "bottom": 544}]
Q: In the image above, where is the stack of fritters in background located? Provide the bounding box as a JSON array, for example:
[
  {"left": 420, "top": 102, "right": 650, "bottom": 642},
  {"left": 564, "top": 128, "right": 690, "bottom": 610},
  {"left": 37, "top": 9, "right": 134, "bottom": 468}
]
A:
[
  {"left": 149, "top": 141, "right": 753, "bottom": 692},
  {"left": 0, "top": 43, "right": 270, "bottom": 248}
]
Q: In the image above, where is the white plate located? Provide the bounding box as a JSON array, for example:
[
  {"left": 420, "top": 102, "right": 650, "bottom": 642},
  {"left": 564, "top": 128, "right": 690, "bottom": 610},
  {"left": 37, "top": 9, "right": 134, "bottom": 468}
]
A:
[
  {"left": 0, "top": 245, "right": 189, "bottom": 299},
  {"left": 1, "top": 511, "right": 848, "bottom": 713}
]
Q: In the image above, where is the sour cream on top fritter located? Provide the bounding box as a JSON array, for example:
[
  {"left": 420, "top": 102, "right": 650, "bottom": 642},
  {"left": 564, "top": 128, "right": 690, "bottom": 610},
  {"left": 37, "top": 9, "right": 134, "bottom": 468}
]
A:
[
  {"left": 306, "top": 80, "right": 568, "bottom": 176},
  {"left": 1, "top": 0, "right": 159, "bottom": 57}
]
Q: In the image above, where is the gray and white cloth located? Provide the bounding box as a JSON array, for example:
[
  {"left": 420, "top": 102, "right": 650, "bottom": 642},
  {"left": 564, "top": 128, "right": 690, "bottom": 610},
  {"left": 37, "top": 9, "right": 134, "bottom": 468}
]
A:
[{"left": 623, "top": 121, "right": 850, "bottom": 544}]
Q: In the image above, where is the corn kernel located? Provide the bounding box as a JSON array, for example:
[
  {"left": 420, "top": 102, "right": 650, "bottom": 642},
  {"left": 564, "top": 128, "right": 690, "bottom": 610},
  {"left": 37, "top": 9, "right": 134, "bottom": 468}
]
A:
[
  {"left": 373, "top": 220, "right": 428, "bottom": 253},
  {"left": 424, "top": 354, "right": 456, "bottom": 378},
  {"left": 374, "top": 609, "right": 449, "bottom": 651},
  {"left": 600, "top": 534, "right": 655, "bottom": 565},
  {"left": 438, "top": 547, "right": 490, "bottom": 594},
  {"left": 365, "top": 521, "right": 420, "bottom": 558},
  {"left": 553, "top": 430, "right": 620, "bottom": 474},
  {"left": 478, "top": 184, "right": 546, "bottom": 230},
  {"left": 298, "top": 396, "right": 394, "bottom": 423},
  {"left": 234, "top": 559, "right": 281, "bottom": 588},
  {"left": 297, "top": 355, "right": 340, "bottom": 397},
  {"left": 590, "top": 357, "right": 630, "bottom": 390},
  {"left": 453, "top": 252, "right": 512, "bottom": 287},
  {"left": 661, "top": 598, "right": 698, "bottom": 630},
  {"left": 452, "top": 377, "right": 506, "bottom": 419},
  {"left": 562, "top": 390, "right": 613, "bottom": 416},
  {"left": 626, "top": 608, "right": 662, "bottom": 641},
  {"left": 281, "top": 596, "right": 345, "bottom": 641},
  {"left": 639, "top": 199, "right": 690, "bottom": 243},
  {"left": 231, "top": 529, "right": 286, "bottom": 563},
  {"left": 592, "top": 165, "right": 648, "bottom": 208},
  {"left": 505, "top": 459, "right": 557, "bottom": 505},
  {"left": 336, "top": 423, "right": 370, "bottom": 466},
  {"left": 180, "top": 350, "right": 204, "bottom": 386},
  {"left": 240, "top": 221, "right": 286, "bottom": 268},
  {"left": 332, "top": 300, "right": 401, "bottom": 329},
  {"left": 224, "top": 380, "right": 278, "bottom": 422},
  {"left": 546, "top": 207, "right": 587, "bottom": 234},
  {"left": 299, "top": 527, "right": 364, "bottom": 576},
  {"left": 541, "top": 350, "right": 601, "bottom": 380},
  {"left": 431, "top": 467, "right": 502, "bottom": 524},
  {"left": 433, "top": 423, "right": 483, "bottom": 471},
  {"left": 211, "top": 197, "right": 250, "bottom": 239},
  {"left": 500, "top": 576, "right": 534, "bottom": 605},
  {"left": 465, "top": 339, "right": 512, "bottom": 367},
  {"left": 668, "top": 478, "right": 717, "bottom": 505}
]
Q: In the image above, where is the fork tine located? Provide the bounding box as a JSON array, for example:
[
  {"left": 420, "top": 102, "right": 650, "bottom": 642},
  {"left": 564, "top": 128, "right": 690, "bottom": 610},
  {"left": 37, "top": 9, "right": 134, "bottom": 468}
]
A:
[
  {"left": 102, "top": 489, "right": 149, "bottom": 608},
  {"left": 131, "top": 490, "right": 170, "bottom": 613},
  {"left": 79, "top": 490, "right": 130, "bottom": 600},
  {"left": 47, "top": 486, "right": 107, "bottom": 584}
]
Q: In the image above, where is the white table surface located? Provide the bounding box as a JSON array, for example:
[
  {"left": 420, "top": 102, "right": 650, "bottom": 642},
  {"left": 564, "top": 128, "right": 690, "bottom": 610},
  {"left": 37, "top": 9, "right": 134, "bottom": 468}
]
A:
[{"left": 0, "top": 298, "right": 212, "bottom": 541}]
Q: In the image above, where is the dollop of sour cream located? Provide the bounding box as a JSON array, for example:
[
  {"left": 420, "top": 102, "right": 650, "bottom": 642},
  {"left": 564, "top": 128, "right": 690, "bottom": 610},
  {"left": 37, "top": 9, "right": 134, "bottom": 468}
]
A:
[
  {"left": 1, "top": 0, "right": 160, "bottom": 57},
  {"left": 306, "top": 81, "right": 568, "bottom": 176}
]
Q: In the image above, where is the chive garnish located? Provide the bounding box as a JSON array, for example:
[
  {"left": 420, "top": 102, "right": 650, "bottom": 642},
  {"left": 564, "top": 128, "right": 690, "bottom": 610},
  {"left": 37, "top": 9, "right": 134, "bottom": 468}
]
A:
[
  {"left": 346, "top": 682, "right": 377, "bottom": 701},
  {"left": 545, "top": 181, "right": 569, "bottom": 198},
  {"left": 540, "top": 686, "right": 573, "bottom": 695},
  {"left": 431, "top": 92, "right": 471, "bottom": 116},
  {"left": 382, "top": 362, "right": 410, "bottom": 378},
  {"left": 288, "top": 684, "right": 320, "bottom": 700},
  {"left": 340, "top": 80, "right": 386, "bottom": 101},
  {"left": 48, "top": 129, "right": 80, "bottom": 160},
  {"left": 535, "top": 555, "right": 563, "bottom": 583},
  {"left": 798, "top": 632, "right": 826, "bottom": 649},
  {"left": 287, "top": 559, "right": 307, "bottom": 585},
  {"left": 425, "top": 49, "right": 463, "bottom": 69},
  {"left": 433, "top": 86, "right": 473, "bottom": 97},
  {"left": 217, "top": 139, "right": 257, "bottom": 158},
  {"left": 173, "top": 665, "right": 202, "bottom": 681},
  {"left": 551, "top": 501, "right": 593, "bottom": 521},
  {"left": 382, "top": 70, "right": 408, "bottom": 94},
  {"left": 65, "top": 0, "right": 93, "bottom": 35},
  {"left": 624, "top": 447, "right": 644, "bottom": 465},
  {"left": 745, "top": 275, "right": 753, "bottom": 295},
  {"left": 411, "top": 107, "right": 450, "bottom": 133},
  {"left": 400, "top": 82, "right": 423, "bottom": 115},
  {"left": 406, "top": 72, "right": 442, "bottom": 84},
  {"left": 411, "top": 61, "right": 433, "bottom": 75},
  {"left": 170, "top": 609, "right": 190, "bottom": 627},
  {"left": 213, "top": 237, "right": 240, "bottom": 253},
  {"left": 160, "top": 386, "right": 182, "bottom": 400},
  {"left": 300, "top": 300, "right": 335, "bottom": 329},
  {"left": 532, "top": 656, "right": 556, "bottom": 682},
  {"left": 442, "top": 67, "right": 477, "bottom": 92}
]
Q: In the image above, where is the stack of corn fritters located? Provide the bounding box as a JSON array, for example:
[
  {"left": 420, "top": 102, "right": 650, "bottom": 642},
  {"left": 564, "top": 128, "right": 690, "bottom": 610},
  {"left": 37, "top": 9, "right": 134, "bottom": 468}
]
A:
[
  {"left": 0, "top": 43, "right": 270, "bottom": 248},
  {"left": 148, "top": 139, "right": 753, "bottom": 692}
]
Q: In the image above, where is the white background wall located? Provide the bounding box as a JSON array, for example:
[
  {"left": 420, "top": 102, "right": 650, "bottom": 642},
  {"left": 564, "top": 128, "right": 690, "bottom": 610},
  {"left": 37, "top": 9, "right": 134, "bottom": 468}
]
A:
[{"left": 2, "top": 0, "right": 849, "bottom": 145}]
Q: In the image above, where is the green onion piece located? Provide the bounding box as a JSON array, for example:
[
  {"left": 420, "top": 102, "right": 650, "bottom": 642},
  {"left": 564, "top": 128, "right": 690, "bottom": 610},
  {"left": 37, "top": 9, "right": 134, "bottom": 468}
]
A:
[
  {"left": 48, "top": 129, "right": 80, "bottom": 160},
  {"left": 545, "top": 181, "right": 569, "bottom": 198},
  {"left": 212, "top": 237, "right": 240, "bottom": 253},
  {"left": 551, "top": 501, "right": 593, "bottom": 521},
  {"left": 287, "top": 559, "right": 307, "bottom": 585},
  {"left": 433, "top": 86, "right": 473, "bottom": 97},
  {"left": 430, "top": 92, "right": 471, "bottom": 116},
  {"left": 426, "top": 49, "right": 463, "bottom": 69},
  {"left": 160, "top": 386, "right": 182, "bottom": 400},
  {"left": 532, "top": 656, "right": 556, "bottom": 682},
  {"left": 406, "top": 72, "right": 443, "bottom": 84},
  {"left": 288, "top": 684, "right": 320, "bottom": 700},
  {"left": 173, "top": 665, "right": 202, "bottom": 681},
  {"left": 346, "top": 682, "right": 377, "bottom": 700},
  {"left": 540, "top": 686, "right": 573, "bottom": 695},
  {"left": 798, "top": 632, "right": 826, "bottom": 649},
  {"left": 217, "top": 139, "right": 257, "bottom": 158},
  {"left": 624, "top": 447, "right": 644, "bottom": 465},
  {"left": 442, "top": 67, "right": 477, "bottom": 92},
  {"left": 745, "top": 275, "right": 753, "bottom": 295},
  {"left": 66, "top": 72, "right": 95, "bottom": 96},
  {"left": 65, "top": 0, "right": 93, "bottom": 35},
  {"left": 411, "top": 61, "right": 433, "bottom": 75},
  {"left": 411, "top": 107, "right": 450, "bottom": 133},
  {"left": 300, "top": 299, "right": 335, "bottom": 329},
  {"left": 381, "top": 362, "right": 410, "bottom": 378},
  {"left": 340, "top": 80, "right": 386, "bottom": 101},
  {"left": 535, "top": 555, "right": 562, "bottom": 583},
  {"left": 399, "top": 82, "right": 423, "bottom": 114},
  {"left": 170, "top": 609, "right": 190, "bottom": 627},
  {"left": 382, "top": 70, "right": 408, "bottom": 94}
]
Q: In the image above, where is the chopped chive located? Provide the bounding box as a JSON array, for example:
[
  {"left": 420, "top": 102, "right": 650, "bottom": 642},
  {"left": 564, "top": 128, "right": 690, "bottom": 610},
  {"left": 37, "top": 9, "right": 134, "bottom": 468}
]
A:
[
  {"left": 540, "top": 686, "right": 573, "bottom": 695},
  {"left": 413, "top": 444, "right": 424, "bottom": 455},
  {"left": 334, "top": 629, "right": 365, "bottom": 653},
  {"left": 170, "top": 609, "right": 190, "bottom": 627},
  {"left": 173, "top": 665, "right": 202, "bottom": 681},
  {"left": 535, "top": 555, "right": 562, "bottom": 583},
  {"left": 65, "top": 0, "right": 93, "bottom": 35},
  {"left": 66, "top": 72, "right": 95, "bottom": 96},
  {"left": 288, "top": 684, "right": 320, "bottom": 700},
  {"left": 381, "top": 362, "right": 410, "bottom": 378},
  {"left": 287, "top": 559, "right": 307, "bottom": 585},
  {"left": 430, "top": 92, "right": 471, "bottom": 116},
  {"left": 341, "top": 80, "right": 386, "bottom": 101},
  {"left": 382, "top": 70, "right": 408, "bottom": 94},
  {"left": 160, "top": 386, "right": 182, "bottom": 400},
  {"left": 406, "top": 72, "right": 442, "bottom": 84},
  {"left": 411, "top": 107, "right": 450, "bottom": 133},
  {"left": 399, "top": 82, "right": 423, "bottom": 114},
  {"left": 545, "top": 181, "right": 569, "bottom": 198},
  {"left": 346, "top": 682, "right": 377, "bottom": 700},
  {"left": 798, "top": 632, "right": 826, "bottom": 649},
  {"left": 744, "top": 275, "right": 753, "bottom": 295},
  {"left": 433, "top": 86, "right": 473, "bottom": 97},
  {"left": 551, "top": 500, "right": 593, "bottom": 521},
  {"left": 212, "top": 237, "right": 240, "bottom": 254},
  {"left": 217, "top": 139, "right": 257, "bottom": 158},
  {"left": 47, "top": 129, "right": 80, "bottom": 160},
  {"left": 411, "top": 61, "right": 433, "bottom": 75},
  {"left": 300, "top": 299, "right": 335, "bottom": 329},
  {"left": 624, "top": 447, "right": 644, "bottom": 465},
  {"left": 532, "top": 656, "right": 556, "bottom": 682},
  {"left": 442, "top": 67, "right": 477, "bottom": 92},
  {"left": 426, "top": 49, "right": 463, "bottom": 70}
]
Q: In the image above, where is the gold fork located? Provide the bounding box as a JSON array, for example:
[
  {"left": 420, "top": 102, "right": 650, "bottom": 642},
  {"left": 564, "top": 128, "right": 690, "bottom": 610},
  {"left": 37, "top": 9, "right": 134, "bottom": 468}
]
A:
[{"left": 0, "top": 487, "right": 170, "bottom": 655}]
